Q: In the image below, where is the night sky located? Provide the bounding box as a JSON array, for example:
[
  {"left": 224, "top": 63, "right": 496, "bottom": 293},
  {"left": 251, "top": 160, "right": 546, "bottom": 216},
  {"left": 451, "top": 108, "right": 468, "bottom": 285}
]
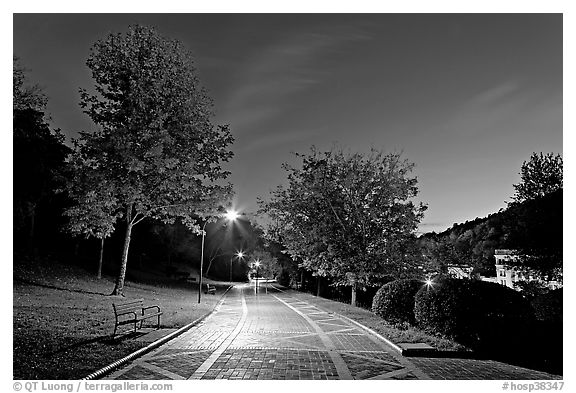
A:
[{"left": 12, "top": 13, "right": 563, "bottom": 234}]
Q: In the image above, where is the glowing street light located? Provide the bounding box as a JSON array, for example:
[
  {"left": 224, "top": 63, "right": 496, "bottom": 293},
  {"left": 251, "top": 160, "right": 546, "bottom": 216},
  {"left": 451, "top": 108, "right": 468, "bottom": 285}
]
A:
[
  {"left": 224, "top": 210, "right": 240, "bottom": 222},
  {"left": 198, "top": 209, "right": 240, "bottom": 303},
  {"left": 230, "top": 250, "right": 245, "bottom": 284},
  {"left": 254, "top": 259, "right": 261, "bottom": 292}
]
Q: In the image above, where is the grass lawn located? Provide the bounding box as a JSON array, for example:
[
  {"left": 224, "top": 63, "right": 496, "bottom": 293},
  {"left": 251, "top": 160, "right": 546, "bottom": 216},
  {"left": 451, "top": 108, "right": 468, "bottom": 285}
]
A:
[
  {"left": 13, "top": 256, "right": 224, "bottom": 380},
  {"left": 280, "top": 287, "right": 468, "bottom": 352}
]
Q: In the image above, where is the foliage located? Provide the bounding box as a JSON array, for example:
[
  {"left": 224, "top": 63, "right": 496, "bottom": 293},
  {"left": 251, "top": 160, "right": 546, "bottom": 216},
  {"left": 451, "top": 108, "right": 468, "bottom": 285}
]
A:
[
  {"left": 414, "top": 278, "right": 533, "bottom": 349},
  {"left": 13, "top": 58, "right": 70, "bottom": 248},
  {"left": 417, "top": 188, "right": 562, "bottom": 280},
  {"left": 265, "top": 237, "right": 300, "bottom": 287},
  {"left": 63, "top": 163, "right": 119, "bottom": 240},
  {"left": 149, "top": 221, "right": 200, "bottom": 266},
  {"left": 13, "top": 56, "right": 48, "bottom": 112},
  {"left": 67, "top": 25, "right": 234, "bottom": 295},
  {"left": 249, "top": 250, "right": 281, "bottom": 279},
  {"left": 259, "top": 146, "right": 427, "bottom": 295},
  {"left": 514, "top": 280, "right": 551, "bottom": 299},
  {"left": 531, "top": 288, "right": 562, "bottom": 323},
  {"left": 511, "top": 152, "right": 562, "bottom": 204},
  {"left": 371, "top": 279, "right": 424, "bottom": 325}
]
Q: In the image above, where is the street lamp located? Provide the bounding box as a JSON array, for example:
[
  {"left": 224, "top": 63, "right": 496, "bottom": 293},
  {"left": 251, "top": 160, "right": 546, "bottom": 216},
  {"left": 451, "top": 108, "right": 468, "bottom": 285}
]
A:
[
  {"left": 198, "top": 209, "right": 240, "bottom": 303},
  {"left": 230, "top": 251, "right": 245, "bottom": 284},
  {"left": 253, "top": 259, "right": 261, "bottom": 292},
  {"left": 424, "top": 275, "right": 434, "bottom": 290}
]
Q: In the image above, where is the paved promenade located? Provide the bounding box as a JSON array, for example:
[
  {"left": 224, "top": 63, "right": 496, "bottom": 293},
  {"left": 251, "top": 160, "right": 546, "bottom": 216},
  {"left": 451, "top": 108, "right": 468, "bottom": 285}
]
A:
[
  {"left": 104, "top": 284, "right": 561, "bottom": 380},
  {"left": 106, "top": 284, "right": 425, "bottom": 380}
]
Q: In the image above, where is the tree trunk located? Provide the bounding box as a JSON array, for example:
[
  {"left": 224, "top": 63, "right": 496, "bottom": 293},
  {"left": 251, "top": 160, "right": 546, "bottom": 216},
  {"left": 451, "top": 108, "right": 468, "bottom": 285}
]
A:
[
  {"left": 206, "top": 258, "right": 214, "bottom": 276},
  {"left": 74, "top": 240, "right": 80, "bottom": 257},
  {"left": 26, "top": 202, "right": 37, "bottom": 253},
  {"left": 351, "top": 283, "right": 357, "bottom": 307},
  {"left": 28, "top": 204, "right": 36, "bottom": 246},
  {"left": 316, "top": 276, "right": 321, "bottom": 297},
  {"left": 97, "top": 238, "right": 104, "bottom": 280},
  {"left": 300, "top": 270, "right": 304, "bottom": 290},
  {"left": 111, "top": 222, "right": 133, "bottom": 296}
]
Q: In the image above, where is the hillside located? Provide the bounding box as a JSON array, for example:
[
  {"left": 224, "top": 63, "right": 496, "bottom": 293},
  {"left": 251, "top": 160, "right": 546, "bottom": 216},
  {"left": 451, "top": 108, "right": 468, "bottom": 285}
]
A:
[{"left": 419, "top": 189, "right": 562, "bottom": 276}]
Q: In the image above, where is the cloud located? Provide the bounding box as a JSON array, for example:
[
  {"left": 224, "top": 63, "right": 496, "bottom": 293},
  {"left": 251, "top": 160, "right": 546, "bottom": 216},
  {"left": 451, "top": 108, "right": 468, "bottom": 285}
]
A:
[
  {"left": 438, "top": 81, "right": 528, "bottom": 137},
  {"left": 469, "top": 82, "right": 520, "bottom": 105},
  {"left": 220, "top": 25, "right": 373, "bottom": 134}
]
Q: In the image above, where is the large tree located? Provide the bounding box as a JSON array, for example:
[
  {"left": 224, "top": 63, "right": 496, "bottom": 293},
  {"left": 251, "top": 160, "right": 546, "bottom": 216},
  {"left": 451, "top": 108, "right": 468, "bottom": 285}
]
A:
[
  {"left": 259, "top": 146, "right": 427, "bottom": 305},
  {"left": 511, "top": 152, "right": 562, "bottom": 204},
  {"left": 68, "top": 25, "right": 234, "bottom": 296}
]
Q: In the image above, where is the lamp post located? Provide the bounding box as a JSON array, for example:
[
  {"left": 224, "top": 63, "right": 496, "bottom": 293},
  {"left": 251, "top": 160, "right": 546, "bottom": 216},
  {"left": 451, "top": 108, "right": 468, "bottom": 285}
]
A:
[
  {"left": 198, "top": 209, "right": 239, "bottom": 303},
  {"left": 230, "top": 251, "right": 245, "bottom": 284},
  {"left": 254, "top": 259, "right": 261, "bottom": 292}
]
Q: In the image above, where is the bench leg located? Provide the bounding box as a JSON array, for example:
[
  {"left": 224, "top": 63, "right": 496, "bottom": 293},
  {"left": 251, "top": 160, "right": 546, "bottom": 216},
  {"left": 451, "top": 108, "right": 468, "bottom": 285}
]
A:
[
  {"left": 113, "top": 324, "right": 118, "bottom": 338},
  {"left": 157, "top": 315, "right": 161, "bottom": 330}
]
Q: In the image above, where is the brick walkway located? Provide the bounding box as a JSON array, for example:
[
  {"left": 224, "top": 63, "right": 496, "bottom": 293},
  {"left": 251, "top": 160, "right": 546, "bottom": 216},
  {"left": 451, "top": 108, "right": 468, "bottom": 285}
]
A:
[
  {"left": 104, "top": 284, "right": 561, "bottom": 380},
  {"left": 106, "top": 284, "right": 424, "bottom": 380}
]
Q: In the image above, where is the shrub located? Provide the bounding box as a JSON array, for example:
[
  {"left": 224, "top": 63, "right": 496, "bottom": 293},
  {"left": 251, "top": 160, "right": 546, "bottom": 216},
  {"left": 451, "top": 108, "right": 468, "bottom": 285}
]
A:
[
  {"left": 414, "top": 278, "right": 533, "bottom": 349},
  {"left": 531, "top": 288, "right": 562, "bottom": 323},
  {"left": 372, "top": 279, "right": 424, "bottom": 325}
]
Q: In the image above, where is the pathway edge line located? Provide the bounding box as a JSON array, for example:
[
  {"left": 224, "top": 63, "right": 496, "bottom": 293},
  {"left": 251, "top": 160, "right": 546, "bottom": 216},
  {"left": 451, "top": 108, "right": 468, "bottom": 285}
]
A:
[
  {"left": 81, "top": 285, "right": 233, "bottom": 380},
  {"left": 271, "top": 284, "right": 404, "bottom": 354}
]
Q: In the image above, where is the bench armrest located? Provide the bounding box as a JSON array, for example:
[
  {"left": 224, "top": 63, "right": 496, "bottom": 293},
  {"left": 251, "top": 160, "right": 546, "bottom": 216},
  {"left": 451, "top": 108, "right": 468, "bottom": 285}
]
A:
[
  {"left": 142, "top": 305, "right": 161, "bottom": 314},
  {"left": 115, "top": 311, "right": 138, "bottom": 319}
]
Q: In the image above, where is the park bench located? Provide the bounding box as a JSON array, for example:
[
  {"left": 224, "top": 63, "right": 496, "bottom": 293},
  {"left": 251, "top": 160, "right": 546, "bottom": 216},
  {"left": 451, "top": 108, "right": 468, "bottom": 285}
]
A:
[
  {"left": 205, "top": 284, "right": 216, "bottom": 295},
  {"left": 112, "top": 298, "right": 162, "bottom": 337}
]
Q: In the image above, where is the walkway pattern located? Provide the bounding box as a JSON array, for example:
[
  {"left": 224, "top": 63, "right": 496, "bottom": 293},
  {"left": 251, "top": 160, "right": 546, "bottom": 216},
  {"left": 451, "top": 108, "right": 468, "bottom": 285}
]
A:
[{"left": 106, "top": 284, "right": 426, "bottom": 380}]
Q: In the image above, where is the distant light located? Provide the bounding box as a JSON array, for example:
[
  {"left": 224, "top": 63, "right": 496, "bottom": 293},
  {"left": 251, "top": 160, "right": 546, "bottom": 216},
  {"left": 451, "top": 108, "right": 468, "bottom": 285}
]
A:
[
  {"left": 224, "top": 209, "right": 240, "bottom": 222},
  {"left": 236, "top": 251, "right": 245, "bottom": 259},
  {"left": 254, "top": 260, "right": 261, "bottom": 268},
  {"left": 425, "top": 278, "right": 434, "bottom": 287}
]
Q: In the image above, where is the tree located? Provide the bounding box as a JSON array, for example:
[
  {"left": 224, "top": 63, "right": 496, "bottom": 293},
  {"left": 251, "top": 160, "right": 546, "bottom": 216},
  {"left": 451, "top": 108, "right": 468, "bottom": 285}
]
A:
[
  {"left": 511, "top": 152, "right": 562, "bottom": 204},
  {"left": 259, "top": 146, "right": 427, "bottom": 306},
  {"left": 63, "top": 162, "right": 119, "bottom": 278},
  {"left": 13, "top": 58, "right": 70, "bottom": 250},
  {"left": 249, "top": 250, "right": 281, "bottom": 281},
  {"left": 68, "top": 25, "right": 234, "bottom": 296},
  {"left": 13, "top": 56, "right": 47, "bottom": 112}
]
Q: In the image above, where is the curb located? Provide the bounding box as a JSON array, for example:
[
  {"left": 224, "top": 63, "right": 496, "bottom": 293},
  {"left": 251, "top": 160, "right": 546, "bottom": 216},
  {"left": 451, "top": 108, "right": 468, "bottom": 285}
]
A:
[{"left": 82, "top": 285, "right": 233, "bottom": 380}]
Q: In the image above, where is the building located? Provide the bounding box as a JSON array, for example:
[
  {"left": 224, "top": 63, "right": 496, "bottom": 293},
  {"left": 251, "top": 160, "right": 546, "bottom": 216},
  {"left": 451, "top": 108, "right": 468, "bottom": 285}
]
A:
[
  {"left": 492, "top": 249, "right": 562, "bottom": 291},
  {"left": 447, "top": 264, "right": 473, "bottom": 279}
]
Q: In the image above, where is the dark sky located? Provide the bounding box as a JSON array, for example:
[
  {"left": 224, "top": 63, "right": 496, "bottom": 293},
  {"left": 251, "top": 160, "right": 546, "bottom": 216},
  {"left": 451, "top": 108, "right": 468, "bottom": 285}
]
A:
[{"left": 13, "top": 13, "right": 563, "bottom": 233}]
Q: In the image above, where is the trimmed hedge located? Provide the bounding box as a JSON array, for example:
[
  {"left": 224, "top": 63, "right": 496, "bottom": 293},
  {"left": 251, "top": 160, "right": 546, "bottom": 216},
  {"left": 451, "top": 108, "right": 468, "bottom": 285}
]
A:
[
  {"left": 372, "top": 279, "right": 424, "bottom": 325},
  {"left": 414, "top": 278, "right": 533, "bottom": 349}
]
